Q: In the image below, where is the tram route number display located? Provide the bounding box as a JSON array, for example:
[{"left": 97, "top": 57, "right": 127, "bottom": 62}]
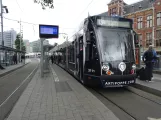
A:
[
  {"left": 104, "top": 80, "right": 135, "bottom": 86},
  {"left": 97, "top": 19, "right": 131, "bottom": 28}
]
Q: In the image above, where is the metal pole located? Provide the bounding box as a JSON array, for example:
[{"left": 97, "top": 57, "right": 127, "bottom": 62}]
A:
[
  {"left": 66, "top": 36, "right": 68, "bottom": 69},
  {"left": 0, "top": 0, "right": 3, "bottom": 65},
  {"left": 40, "top": 38, "right": 44, "bottom": 77},
  {"left": 19, "top": 20, "right": 21, "bottom": 63},
  {"left": 152, "top": 3, "right": 155, "bottom": 46},
  {"left": 1, "top": 0, "right": 4, "bottom": 46}
]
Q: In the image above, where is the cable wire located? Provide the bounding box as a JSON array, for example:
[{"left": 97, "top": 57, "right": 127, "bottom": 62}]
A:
[
  {"left": 3, "top": 17, "right": 75, "bottom": 29},
  {"left": 74, "top": 0, "right": 95, "bottom": 22},
  {"left": 15, "top": 0, "right": 23, "bottom": 13}
]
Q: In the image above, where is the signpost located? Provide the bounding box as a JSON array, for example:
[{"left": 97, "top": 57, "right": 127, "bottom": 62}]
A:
[{"left": 39, "top": 24, "right": 59, "bottom": 77}]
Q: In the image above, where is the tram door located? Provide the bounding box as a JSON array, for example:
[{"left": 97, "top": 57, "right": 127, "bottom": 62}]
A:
[
  {"left": 79, "top": 38, "right": 83, "bottom": 80},
  {"left": 76, "top": 37, "right": 83, "bottom": 80}
]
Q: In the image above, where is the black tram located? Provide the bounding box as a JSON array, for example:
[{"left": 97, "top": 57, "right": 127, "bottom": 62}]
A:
[{"left": 53, "top": 15, "right": 138, "bottom": 88}]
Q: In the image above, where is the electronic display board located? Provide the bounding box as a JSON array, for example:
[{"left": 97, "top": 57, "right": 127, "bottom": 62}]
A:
[
  {"left": 39, "top": 25, "right": 59, "bottom": 38},
  {"left": 97, "top": 18, "right": 131, "bottom": 28}
]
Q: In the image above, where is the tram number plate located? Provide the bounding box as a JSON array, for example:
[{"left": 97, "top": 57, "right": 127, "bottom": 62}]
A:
[{"left": 104, "top": 80, "right": 135, "bottom": 86}]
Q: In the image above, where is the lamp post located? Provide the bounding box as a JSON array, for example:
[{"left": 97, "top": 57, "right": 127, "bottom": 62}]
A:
[
  {"left": 1, "top": 0, "right": 4, "bottom": 47},
  {"left": 0, "top": 0, "right": 8, "bottom": 65},
  {"left": 18, "top": 20, "right": 23, "bottom": 63},
  {"left": 0, "top": 2, "right": 9, "bottom": 46}
]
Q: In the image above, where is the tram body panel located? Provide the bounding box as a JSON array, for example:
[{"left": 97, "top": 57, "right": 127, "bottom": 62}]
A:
[{"left": 53, "top": 15, "right": 137, "bottom": 88}]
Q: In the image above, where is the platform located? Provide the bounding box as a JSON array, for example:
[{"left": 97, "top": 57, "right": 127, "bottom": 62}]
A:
[
  {"left": 6, "top": 64, "right": 119, "bottom": 120},
  {"left": 135, "top": 73, "right": 161, "bottom": 97},
  {"left": 0, "top": 59, "right": 31, "bottom": 77}
]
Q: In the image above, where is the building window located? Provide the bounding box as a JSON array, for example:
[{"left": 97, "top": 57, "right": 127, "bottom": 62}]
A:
[
  {"left": 138, "top": 34, "right": 142, "bottom": 46},
  {"left": 146, "top": 33, "right": 152, "bottom": 47},
  {"left": 156, "top": 30, "right": 161, "bottom": 47},
  {"left": 157, "top": 12, "right": 161, "bottom": 26},
  {"left": 112, "top": 7, "right": 116, "bottom": 15},
  {"left": 147, "top": 15, "right": 152, "bottom": 28},
  {"left": 137, "top": 17, "right": 143, "bottom": 29},
  {"left": 131, "top": 18, "right": 135, "bottom": 28}
]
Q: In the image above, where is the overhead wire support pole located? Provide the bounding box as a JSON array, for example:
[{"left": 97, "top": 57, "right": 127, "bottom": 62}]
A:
[
  {"left": 1, "top": 0, "right": 4, "bottom": 46},
  {"left": 0, "top": 0, "right": 3, "bottom": 66},
  {"left": 19, "top": 19, "right": 22, "bottom": 63},
  {"left": 40, "top": 38, "right": 44, "bottom": 77}
]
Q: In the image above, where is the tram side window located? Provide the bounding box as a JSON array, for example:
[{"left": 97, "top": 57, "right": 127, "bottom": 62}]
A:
[{"left": 69, "top": 46, "right": 74, "bottom": 62}]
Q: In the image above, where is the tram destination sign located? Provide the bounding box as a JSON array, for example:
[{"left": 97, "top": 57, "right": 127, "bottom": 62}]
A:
[
  {"left": 97, "top": 18, "right": 131, "bottom": 28},
  {"left": 39, "top": 24, "right": 59, "bottom": 38}
]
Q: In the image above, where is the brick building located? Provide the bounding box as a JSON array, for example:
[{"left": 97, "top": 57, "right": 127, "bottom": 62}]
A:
[{"left": 107, "top": 0, "right": 161, "bottom": 54}]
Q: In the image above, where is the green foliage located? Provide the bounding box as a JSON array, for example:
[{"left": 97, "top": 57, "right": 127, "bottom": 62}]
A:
[
  {"left": 15, "top": 33, "right": 26, "bottom": 52},
  {"left": 34, "top": 0, "right": 54, "bottom": 9}
]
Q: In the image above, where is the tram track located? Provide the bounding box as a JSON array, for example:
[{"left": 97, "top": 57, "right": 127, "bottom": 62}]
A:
[
  {"left": 87, "top": 87, "right": 161, "bottom": 120},
  {"left": 126, "top": 86, "right": 161, "bottom": 106},
  {"left": 95, "top": 88, "right": 136, "bottom": 120},
  {"left": 53, "top": 63, "right": 161, "bottom": 120}
]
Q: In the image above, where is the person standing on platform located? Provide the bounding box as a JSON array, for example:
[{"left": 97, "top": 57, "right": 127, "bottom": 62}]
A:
[{"left": 50, "top": 55, "right": 54, "bottom": 64}]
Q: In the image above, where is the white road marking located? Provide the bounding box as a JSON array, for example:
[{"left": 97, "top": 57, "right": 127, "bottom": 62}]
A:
[
  {"left": 50, "top": 65, "right": 59, "bottom": 82},
  {"left": 148, "top": 117, "right": 161, "bottom": 120}
]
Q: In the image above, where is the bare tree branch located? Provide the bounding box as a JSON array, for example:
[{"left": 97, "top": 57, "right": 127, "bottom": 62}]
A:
[{"left": 34, "top": 0, "right": 54, "bottom": 9}]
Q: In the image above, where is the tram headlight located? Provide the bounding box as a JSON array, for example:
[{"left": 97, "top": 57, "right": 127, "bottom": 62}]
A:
[
  {"left": 132, "top": 64, "right": 136, "bottom": 70},
  {"left": 102, "top": 65, "right": 109, "bottom": 72}
]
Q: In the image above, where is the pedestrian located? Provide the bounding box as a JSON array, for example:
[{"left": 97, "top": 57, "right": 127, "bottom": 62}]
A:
[
  {"left": 142, "top": 45, "right": 157, "bottom": 82},
  {"left": 50, "top": 55, "right": 54, "bottom": 64}
]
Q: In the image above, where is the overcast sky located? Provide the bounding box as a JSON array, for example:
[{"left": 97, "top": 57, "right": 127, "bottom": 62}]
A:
[{"left": 2, "top": 0, "right": 141, "bottom": 45}]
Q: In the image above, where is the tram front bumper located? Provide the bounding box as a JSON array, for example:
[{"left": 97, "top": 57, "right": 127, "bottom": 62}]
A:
[
  {"left": 100, "top": 74, "right": 136, "bottom": 88},
  {"left": 84, "top": 74, "right": 136, "bottom": 87}
]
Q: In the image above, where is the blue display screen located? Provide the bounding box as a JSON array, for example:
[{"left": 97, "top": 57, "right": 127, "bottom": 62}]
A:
[{"left": 40, "top": 26, "right": 58, "bottom": 35}]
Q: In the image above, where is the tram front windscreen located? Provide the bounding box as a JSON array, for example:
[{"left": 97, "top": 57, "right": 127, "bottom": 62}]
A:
[{"left": 97, "top": 27, "right": 135, "bottom": 62}]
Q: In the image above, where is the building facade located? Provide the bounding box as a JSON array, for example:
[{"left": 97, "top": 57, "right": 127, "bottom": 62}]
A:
[
  {"left": 108, "top": 0, "right": 161, "bottom": 53},
  {"left": 0, "top": 29, "right": 17, "bottom": 48},
  {"left": 30, "top": 39, "right": 49, "bottom": 53}
]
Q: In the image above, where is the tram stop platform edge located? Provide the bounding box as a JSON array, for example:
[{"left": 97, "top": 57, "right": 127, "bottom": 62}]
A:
[
  {"left": 135, "top": 73, "right": 161, "bottom": 97},
  {"left": 6, "top": 64, "right": 120, "bottom": 120},
  {"left": 0, "top": 59, "right": 31, "bottom": 78}
]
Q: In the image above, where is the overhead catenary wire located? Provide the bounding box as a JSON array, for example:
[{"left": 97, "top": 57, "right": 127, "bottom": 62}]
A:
[
  {"left": 15, "top": 0, "right": 23, "bottom": 13},
  {"left": 67, "top": 0, "right": 95, "bottom": 40},
  {"left": 3, "top": 17, "right": 75, "bottom": 29},
  {"left": 4, "top": 0, "right": 95, "bottom": 42},
  {"left": 74, "top": 0, "right": 95, "bottom": 22}
]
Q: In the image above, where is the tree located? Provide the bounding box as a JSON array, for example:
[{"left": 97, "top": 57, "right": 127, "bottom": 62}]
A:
[
  {"left": 34, "top": 0, "right": 54, "bottom": 9},
  {"left": 15, "top": 33, "right": 26, "bottom": 52}
]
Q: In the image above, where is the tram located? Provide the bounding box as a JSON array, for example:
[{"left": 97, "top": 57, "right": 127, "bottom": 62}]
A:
[{"left": 53, "top": 15, "right": 138, "bottom": 88}]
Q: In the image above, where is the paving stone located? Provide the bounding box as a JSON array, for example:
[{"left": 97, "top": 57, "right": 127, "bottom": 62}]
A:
[
  {"left": 38, "top": 115, "right": 45, "bottom": 120},
  {"left": 6, "top": 66, "right": 119, "bottom": 120},
  {"left": 21, "top": 118, "right": 29, "bottom": 120}
]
